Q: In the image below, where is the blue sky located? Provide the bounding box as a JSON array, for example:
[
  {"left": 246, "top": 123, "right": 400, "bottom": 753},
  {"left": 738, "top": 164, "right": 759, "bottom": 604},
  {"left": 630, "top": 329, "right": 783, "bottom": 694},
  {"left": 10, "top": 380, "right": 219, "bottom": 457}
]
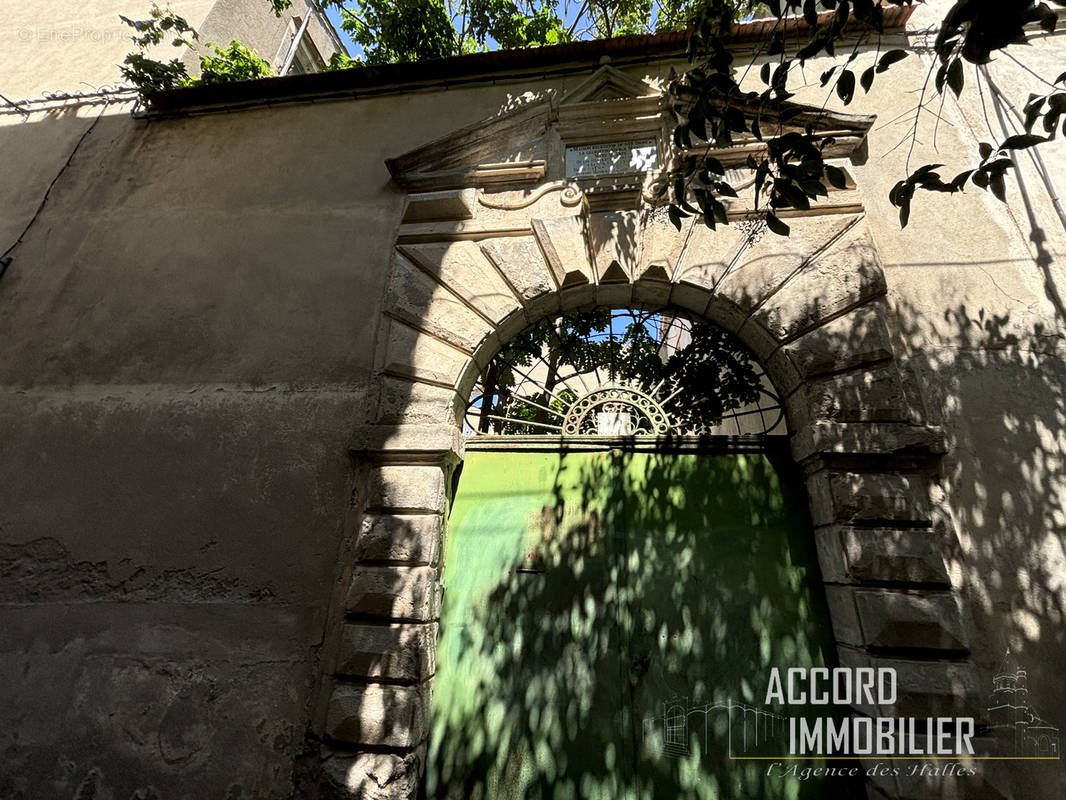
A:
[{"left": 324, "top": 6, "right": 358, "bottom": 55}]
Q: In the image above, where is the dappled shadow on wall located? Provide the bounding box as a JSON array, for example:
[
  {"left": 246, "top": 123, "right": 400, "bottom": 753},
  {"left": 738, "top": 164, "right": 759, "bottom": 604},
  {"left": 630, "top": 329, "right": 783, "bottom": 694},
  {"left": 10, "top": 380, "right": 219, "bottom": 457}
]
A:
[{"left": 425, "top": 448, "right": 854, "bottom": 800}]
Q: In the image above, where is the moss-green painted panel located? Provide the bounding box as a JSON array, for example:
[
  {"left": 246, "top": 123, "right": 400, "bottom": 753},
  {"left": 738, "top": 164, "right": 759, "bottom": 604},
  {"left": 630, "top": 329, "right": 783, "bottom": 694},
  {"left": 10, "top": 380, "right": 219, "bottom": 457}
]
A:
[{"left": 427, "top": 449, "right": 847, "bottom": 799}]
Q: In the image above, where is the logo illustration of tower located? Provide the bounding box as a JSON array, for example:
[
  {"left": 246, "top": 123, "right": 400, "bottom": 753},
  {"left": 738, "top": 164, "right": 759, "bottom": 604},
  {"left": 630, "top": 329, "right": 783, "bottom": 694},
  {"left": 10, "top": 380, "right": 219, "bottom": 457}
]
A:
[{"left": 986, "top": 649, "right": 1060, "bottom": 757}]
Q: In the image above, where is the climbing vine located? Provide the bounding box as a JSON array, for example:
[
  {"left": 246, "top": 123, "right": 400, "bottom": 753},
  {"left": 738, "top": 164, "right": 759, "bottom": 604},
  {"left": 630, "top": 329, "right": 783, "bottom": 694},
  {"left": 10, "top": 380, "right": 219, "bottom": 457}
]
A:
[{"left": 119, "top": 5, "right": 274, "bottom": 101}]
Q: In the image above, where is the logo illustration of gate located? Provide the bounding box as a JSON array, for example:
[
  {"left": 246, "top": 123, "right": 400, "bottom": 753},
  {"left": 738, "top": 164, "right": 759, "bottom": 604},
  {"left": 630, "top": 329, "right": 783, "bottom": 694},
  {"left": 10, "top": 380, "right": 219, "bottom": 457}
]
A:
[{"left": 425, "top": 309, "right": 849, "bottom": 799}]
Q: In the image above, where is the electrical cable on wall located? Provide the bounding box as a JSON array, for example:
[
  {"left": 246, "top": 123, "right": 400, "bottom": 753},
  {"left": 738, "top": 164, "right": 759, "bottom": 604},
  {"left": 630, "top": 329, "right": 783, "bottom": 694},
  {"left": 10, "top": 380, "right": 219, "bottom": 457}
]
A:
[{"left": 0, "top": 103, "right": 109, "bottom": 281}]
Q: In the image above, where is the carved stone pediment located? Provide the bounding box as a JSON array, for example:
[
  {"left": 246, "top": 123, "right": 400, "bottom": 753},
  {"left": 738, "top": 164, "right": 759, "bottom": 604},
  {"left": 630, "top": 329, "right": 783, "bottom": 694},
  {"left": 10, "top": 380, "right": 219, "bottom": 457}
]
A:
[{"left": 386, "top": 63, "right": 874, "bottom": 219}]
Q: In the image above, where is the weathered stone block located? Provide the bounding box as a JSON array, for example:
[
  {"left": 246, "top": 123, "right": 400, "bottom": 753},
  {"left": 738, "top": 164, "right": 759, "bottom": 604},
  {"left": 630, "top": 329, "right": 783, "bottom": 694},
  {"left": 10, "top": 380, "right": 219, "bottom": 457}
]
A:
[
  {"left": 812, "top": 526, "right": 849, "bottom": 584},
  {"left": 823, "top": 585, "right": 864, "bottom": 647},
  {"left": 783, "top": 303, "right": 893, "bottom": 378},
  {"left": 381, "top": 320, "right": 468, "bottom": 387},
  {"left": 808, "top": 471, "right": 932, "bottom": 526},
  {"left": 588, "top": 210, "right": 639, "bottom": 282},
  {"left": 401, "top": 189, "right": 475, "bottom": 223},
  {"left": 672, "top": 221, "right": 747, "bottom": 293},
  {"left": 593, "top": 281, "right": 634, "bottom": 307},
  {"left": 355, "top": 513, "right": 442, "bottom": 565},
  {"left": 764, "top": 347, "right": 802, "bottom": 396},
  {"left": 754, "top": 219, "right": 886, "bottom": 342},
  {"left": 374, "top": 376, "right": 459, "bottom": 426},
  {"left": 346, "top": 565, "right": 440, "bottom": 621},
  {"left": 399, "top": 240, "right": 521, "bottom": 324},
  {"left": 334, "top": 623, "right": 438, "bottom": 681},
  {"left": 350, "top": 425, "right": 461, "bottom": 462},
  {"left": 842, "top": 526, "right": 951, "bottom": 585},
  {"left": 532, "top": 215, "right": 594, "bottom": 288},
  {"left": 873, "top": 656, "right": 980, "bottom": 719},
  {"left": 854, "top": 589, "right": 969, "bottom": 651},
  {"left": 638, "top": 212, "right": 690, "bottom": 281},
  {"left": 479, "top": 236, "right": 559, "bottom": 316},
  {"left": 320, "top": 747, "right": 424, "bottom": 800},
  {"left": 325, "top": 685, "right": 426, "bottom": 748},
  {"left": 365, "top": 466, "right": 446, "bottom": 513},
  {"left": 805, "top": 365, "right": 911, "bottom": 423},
  {"left": 718, "top": 214, "right": 861, "bottom": 325},
  {"left": 631, "top": 273, "right": 671, "bottom": 307},
  {"left": 346, "top": 565, "right": 440, "bottom": 620},
  {"left": 385, "top": 253, "right": 494, "bottom": 353},
  {"left": 791, "top": 422, "right": 947, "bottom": 462},
  {"left": 667, "top": 282, "right": 712, "bottom": 317}
]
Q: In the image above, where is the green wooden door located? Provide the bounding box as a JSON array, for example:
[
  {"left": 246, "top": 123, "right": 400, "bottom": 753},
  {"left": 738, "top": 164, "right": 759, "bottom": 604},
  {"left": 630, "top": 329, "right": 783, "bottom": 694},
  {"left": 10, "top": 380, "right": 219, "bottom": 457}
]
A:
[{"left": 427, "top": 448, "right": 845, "bottom": 800}]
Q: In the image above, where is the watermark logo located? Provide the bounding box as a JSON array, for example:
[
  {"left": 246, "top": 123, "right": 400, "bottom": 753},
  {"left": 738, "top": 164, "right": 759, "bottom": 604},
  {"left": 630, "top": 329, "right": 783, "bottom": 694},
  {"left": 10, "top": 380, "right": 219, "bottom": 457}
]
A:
[
  {"left": 642, "top": 658, "right": 1060, "bottom": 781},
  {"left": 986, "top": 648, "right": 1060, "bottom": 757},
  {"left": 16, "top": 26, "right": 126, "bottom": 44}
]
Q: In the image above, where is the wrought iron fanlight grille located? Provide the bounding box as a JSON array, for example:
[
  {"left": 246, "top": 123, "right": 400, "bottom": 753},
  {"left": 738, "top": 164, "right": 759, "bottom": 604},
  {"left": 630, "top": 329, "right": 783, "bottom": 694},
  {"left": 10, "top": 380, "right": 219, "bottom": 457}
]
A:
[{"left": 464, "top": 308, "right": 786, "bottom": 437}]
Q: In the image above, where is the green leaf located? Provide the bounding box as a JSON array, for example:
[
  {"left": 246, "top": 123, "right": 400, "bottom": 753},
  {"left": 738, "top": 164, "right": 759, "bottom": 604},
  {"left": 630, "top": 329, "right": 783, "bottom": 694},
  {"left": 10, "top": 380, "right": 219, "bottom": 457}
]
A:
[{"left": 978, "top": 142, "right": 994, "bottom": 160}]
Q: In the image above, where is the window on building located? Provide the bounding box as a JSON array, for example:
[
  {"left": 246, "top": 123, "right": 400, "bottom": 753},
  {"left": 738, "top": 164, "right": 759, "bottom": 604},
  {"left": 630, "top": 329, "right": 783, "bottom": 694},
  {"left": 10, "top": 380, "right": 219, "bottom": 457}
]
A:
[{"left": 280, "top": 16, "right": 325, "bottom": 75}]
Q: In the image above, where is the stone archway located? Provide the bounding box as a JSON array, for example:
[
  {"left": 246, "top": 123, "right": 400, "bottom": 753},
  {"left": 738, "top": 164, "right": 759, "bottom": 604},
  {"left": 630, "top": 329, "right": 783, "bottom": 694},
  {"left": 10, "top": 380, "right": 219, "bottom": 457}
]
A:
[{"left": 309, "top": 71, "right": 979, "bottom": 800}]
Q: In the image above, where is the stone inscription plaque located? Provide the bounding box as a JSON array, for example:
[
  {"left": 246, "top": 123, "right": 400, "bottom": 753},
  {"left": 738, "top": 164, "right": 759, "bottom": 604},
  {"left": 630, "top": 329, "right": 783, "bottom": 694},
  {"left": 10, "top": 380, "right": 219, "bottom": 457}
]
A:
[{"left": 565, "top": 139, "right": 658, "bottom": 177}]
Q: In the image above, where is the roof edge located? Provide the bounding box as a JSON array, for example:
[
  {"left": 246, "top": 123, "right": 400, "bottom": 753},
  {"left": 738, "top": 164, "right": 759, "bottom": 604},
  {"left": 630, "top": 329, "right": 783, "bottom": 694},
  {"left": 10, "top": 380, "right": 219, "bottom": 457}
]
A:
[{"left": 143, "top": 5, "right": 915, "bottom": 117}]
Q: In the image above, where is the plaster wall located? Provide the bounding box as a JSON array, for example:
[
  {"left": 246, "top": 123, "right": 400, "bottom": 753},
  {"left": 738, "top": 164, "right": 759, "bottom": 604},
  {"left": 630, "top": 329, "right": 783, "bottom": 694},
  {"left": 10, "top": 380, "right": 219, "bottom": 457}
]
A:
[
  {"left": 0, "top": 0, "right": 217, "bottom": 100},
  {"left": 0, "top": 0, "right": 342, "bottom": 101},
  {"left": 0, "top": 20, "right": 1064, "bottom": 799}
]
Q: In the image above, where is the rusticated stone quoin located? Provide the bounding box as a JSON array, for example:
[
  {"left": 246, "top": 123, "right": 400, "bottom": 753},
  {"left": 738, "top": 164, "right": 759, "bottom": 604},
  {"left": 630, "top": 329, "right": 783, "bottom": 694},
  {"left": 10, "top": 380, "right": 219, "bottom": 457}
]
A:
[
  {"left": 334, "top": 623, "right": 437, "bottom": 681},
  {"left": 854, "top": 589, "right": 969, "bottom": 652},
  {"left": 365, "top": 466, "right": 446, "bottom": 513},
  {"left": 807, "top": 470, "right": 933, "bottom": 527},
  {"left": 355, "top": 514, "right": 442, "bottom": 566},
  {"left": 325, "top": 685, "right": 426, "bottom": 748},
  {"left": 319, "top": 748, "right": 426, "bottom": 800},
  {"left": 345, "top": 565, "right": 440, "bottom": 621}
]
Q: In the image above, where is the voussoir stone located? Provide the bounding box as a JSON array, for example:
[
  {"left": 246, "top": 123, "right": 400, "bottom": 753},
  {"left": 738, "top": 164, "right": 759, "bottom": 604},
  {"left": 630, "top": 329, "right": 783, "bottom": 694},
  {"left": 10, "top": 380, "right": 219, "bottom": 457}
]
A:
[
  {"left": 805, "top": 364, "right": 911, "bottom": 423},
  {"left": 479, "top": 236, "right": 559, "bottom": 312},
  {"left": 753, "top": 219, "right": 886, "bottom": 342},
  {"left": 783, "top": 302, "right": 893, "bottom": 378},
  {"left": 385, "top": 252, "right": 493, "bottom": 353},
  {"left": 382, "top": 319, "right": 468, "bottom": 387},
  {"left": 399, "top": 240, "right": 520, "bottom": 324}
]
